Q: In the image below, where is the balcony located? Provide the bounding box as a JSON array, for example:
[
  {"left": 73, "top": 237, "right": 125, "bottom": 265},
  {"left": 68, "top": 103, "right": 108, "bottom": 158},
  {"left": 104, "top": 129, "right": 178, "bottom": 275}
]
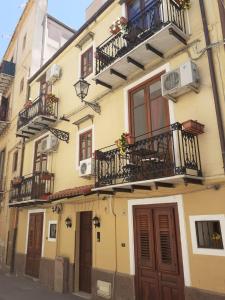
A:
[
  {"left": 17, "top": 94, "right": 58, "bottom": 139},
  {"left": 0, "top": 60, "right": 15, "bottom": 95},
  {"left": 95, "top": 0, "right": 188, "bottom": 89},
  {"left": 94, "top": 123, "right": 203, "bottom": 191},
  {"left": 9, "top": 172, "right": 54, "bottom": 207},
  {"left": 0, "top": 99, "right": 9, "bottom": 135}
]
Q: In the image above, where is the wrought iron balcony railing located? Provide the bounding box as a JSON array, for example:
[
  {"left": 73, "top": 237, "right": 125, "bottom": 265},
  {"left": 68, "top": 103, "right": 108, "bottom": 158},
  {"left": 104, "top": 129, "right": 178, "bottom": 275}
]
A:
[
  {"left": 9, "top": 172, "right": 54, "bottom": 204},
  {"left": 95, "top": 0, "right": 186, "bottom": 74},
  {"left": 0, "top": 60, "right": 16, "bottom": 95},
  {"left": 17, "top": 95, "right": 58, "bottom": 130},
  {"left": 94, "top": 123, "right": 202, "bottom": 188}
]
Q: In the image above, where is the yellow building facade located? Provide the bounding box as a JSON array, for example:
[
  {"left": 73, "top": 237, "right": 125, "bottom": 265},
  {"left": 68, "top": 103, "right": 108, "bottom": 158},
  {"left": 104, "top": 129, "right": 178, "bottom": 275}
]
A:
[{"left": 1, "top": 0, "right": 225, "bottom": 300}]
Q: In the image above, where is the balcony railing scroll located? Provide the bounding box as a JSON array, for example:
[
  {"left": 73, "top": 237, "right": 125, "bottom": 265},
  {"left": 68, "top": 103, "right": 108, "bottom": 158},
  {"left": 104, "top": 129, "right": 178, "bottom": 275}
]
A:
[
  {"left": 9, "top": 172, "right": 54, "bottom": 204},
  {"left": 95, "top": 0, "right": 186, "bottom": 74},
  {"left": 94, "top": 123, "right": 202, "bottom": 188},
  {"left": 17, "top": 95, "right": 58, "bottom": 130}
]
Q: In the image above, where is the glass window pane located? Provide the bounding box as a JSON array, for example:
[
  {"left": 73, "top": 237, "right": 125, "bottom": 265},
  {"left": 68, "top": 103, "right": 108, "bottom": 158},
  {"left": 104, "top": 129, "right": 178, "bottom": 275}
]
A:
[
  {"left": 149, "top": 81, "right": 161, "bottom": 100},
  {"left": 133, "top": 89, "right": 145, "bottom": 108},
  {"left": 195, "top": 221, "right": 224, "bottom": 249},
  {"left": 150, "top": 97, "right": 169, "bottom": 133},
  {"left": 134, "top": 105, "right": 148, "bottom": 138},
  {"left": 127, "top": 0, "right": 141, "bottom": 19}
]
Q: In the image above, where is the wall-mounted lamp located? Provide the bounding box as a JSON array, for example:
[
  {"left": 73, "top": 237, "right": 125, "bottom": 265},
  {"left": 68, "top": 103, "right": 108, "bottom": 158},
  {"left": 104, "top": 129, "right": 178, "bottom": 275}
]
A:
[
  {"left": 92, "top": 216, "right": 101, "bottom": 228},
  {"left": 73, "top": 78, "right": 101, "bottom": 114},
  {"left": 65, "top": 217, "right": 72, "bottom": 228}
]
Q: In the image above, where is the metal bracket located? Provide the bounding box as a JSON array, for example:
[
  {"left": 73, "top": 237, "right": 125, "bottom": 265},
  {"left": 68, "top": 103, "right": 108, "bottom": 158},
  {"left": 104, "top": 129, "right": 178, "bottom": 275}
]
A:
[
  {"left": 48, "top": 127, "right": 70, "bottom": 143},
  {"left": 83, "top": 100, "right": 101, "bottom": 114}
]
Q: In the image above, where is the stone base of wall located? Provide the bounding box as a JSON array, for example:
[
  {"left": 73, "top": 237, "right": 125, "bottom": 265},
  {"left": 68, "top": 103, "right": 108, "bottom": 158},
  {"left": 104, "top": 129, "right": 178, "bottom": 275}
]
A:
[
  {"left": 92, "top": 268, "right": 135, "bottom": 300},
  {"left": 14, "top": 253, "right": 26, "bottom": 276},
  {"left": 185, "top": 287, "right": 225, "bottom": 300},
  {"left": 13, "top": 257, "right": 225, "bottom": 300},
  {"left": 14, "top": 253, "right": 74, "bottom": 293}
]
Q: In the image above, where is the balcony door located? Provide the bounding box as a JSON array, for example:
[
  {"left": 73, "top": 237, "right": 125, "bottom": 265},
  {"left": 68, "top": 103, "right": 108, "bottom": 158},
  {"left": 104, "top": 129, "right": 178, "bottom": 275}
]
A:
[
  {"left": 33, "top": 138, "right": 48, "bottom": 198},
  {"left": 33, "top": 138, "right": 47, "bottom": 173},
  {"left": 129, "top": 75, "right": 170, "bottom": 140},
  {"left": 127, "top": 0, "right": 160, "bottom": 33},
  {"left": 39, "top": 75, "right": 52, "bottom": 116}
]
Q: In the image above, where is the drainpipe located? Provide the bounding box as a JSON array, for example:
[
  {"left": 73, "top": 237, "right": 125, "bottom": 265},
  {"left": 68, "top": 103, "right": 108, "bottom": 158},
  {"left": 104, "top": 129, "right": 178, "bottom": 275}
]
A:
[{"left": 199, "top": 0, "right": 225, "bottom": 172}]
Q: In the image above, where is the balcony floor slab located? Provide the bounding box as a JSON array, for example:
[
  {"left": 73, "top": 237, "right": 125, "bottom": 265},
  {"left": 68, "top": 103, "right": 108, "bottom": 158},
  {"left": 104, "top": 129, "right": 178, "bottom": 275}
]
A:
[
  {"left": 17, "top": 115, "right": 57, "bottom": 139},
  {"left": 92, "top": 175, "right": 204, "bottom": 193},
  {"left": 95, "top": 23, "right": 188, "bottom": 89}
]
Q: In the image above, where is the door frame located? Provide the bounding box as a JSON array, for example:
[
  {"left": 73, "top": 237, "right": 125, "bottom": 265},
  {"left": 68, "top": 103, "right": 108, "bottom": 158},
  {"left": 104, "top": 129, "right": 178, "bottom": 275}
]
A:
[
  {"left": 25, "top": 209, "right": 46, "bottom": 257},
  {"left": 128, "top": 195, "right": 191, "bottom": 287}
]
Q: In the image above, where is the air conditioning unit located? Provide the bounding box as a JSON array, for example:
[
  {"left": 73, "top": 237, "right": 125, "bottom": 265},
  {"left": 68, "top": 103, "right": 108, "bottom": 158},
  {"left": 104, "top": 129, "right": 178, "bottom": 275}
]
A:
[
  {"left": 46, "top": 64, "right": 61, "bottom": 83},
  {"left": 161, "top": 61, "right": 200, "bottom": 100},
  {"left": 79, "top": 158, "right": 94, "bottom": 177},
  {"left": 40, "top": 134, "right": 59, "bottom": 153}
]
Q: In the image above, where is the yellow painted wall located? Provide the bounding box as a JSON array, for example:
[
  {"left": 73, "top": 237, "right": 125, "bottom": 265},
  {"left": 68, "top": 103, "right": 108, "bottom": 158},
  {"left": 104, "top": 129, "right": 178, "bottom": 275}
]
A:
[{"left": 184, "top": 187, "right": 225, "bottom": 294}]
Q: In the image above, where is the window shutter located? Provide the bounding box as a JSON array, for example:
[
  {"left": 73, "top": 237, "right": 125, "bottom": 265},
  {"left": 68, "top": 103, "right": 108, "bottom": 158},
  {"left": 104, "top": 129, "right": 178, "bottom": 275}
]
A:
[
  {"left": 134, "top": 207, "right": 155, "bottom": 269},
  {"left": 154, "top": 207, "right": 178, "bottom": 274}
]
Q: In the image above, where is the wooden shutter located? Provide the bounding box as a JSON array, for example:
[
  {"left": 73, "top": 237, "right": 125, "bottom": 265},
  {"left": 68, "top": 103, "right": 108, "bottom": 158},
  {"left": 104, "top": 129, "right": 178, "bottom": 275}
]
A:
[
  {"left": 134, "top": 207, "right": 155, "bottom": 269},
  {"left": 154, "top": 207, "right": 178, "bottom": 274}
]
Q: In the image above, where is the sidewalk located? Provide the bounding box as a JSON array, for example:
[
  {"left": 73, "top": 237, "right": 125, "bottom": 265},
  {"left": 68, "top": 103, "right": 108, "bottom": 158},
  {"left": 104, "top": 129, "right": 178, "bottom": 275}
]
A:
[{"left": 0, "top": 271, "right": 83, "bottom": 300}]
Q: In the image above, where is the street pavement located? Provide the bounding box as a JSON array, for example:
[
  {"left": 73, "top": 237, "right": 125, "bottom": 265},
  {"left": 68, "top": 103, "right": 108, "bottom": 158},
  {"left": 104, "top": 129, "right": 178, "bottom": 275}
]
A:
[{"left": 0, "top": 271, "right": 83, "bottom": 300}]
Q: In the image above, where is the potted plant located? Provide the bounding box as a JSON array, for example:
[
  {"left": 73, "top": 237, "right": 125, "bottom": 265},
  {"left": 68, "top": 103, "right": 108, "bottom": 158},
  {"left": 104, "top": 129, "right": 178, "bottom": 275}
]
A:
[
  {"left": 182, "top": 120, "right": 204, "bottom": 135},
  {"left": 24, "top": 99, "right": 32, "bottom": 109},
  {"left": 12, "top": 176, "right": 23, "bottom": 186},
  {"left": 174, "top": 0, "right": 191, "bottom": 9},
  {"left": 46, "top": 94, "right": 59, "bottom": 103},
  {"left": 40, "top": 171, "right": 52, "bottom": 180},
  {"left": 109, "top": 16, "right": 128, "bottom": 35},
  {"left": 115, "top": 132, "right": 133, "bottom": 155}
]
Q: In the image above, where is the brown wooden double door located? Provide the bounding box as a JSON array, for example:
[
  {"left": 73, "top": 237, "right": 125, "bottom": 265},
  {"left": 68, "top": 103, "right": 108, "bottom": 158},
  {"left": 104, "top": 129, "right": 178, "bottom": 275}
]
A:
[
  {"left": 26, "top": 213, "right": 43, "bottom": 278},
  {"left": 79, "top": 211, "right": 92, "bottom": 294},
  {"left": 133, "top": 204, "right": 184, "bottom": 300}
]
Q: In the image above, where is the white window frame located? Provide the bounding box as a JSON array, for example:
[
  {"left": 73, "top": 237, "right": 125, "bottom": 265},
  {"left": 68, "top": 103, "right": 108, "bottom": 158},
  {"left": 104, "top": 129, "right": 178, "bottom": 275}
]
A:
[
  {"left": 190, "top": 214, "right": 225, "bottom": 256},
  {"left": 48, "top": 220, "right": 57, "bottom": 242}
]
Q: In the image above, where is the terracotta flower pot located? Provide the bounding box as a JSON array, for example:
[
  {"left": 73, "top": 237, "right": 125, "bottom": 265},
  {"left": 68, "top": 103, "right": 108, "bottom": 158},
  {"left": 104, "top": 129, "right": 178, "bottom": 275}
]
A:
[
  {"left": 110, "top": 25, "right": 120, "bottom": 35},
  {"left": 24, "top": 100, "right": 32, "bottom": 109},
  {"left": 40, "top": 173, "right": 52, "bottom": 180},
  {"left": 182, "top": 120, "right": 204, "bottom": 135},
  {"left": 12, "top": 177, "right": 23, "bottom": 185}
]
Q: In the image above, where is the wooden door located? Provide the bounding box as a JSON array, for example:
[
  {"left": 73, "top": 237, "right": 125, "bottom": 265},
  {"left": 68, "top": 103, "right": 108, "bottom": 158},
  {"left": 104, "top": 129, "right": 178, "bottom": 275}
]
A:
[
  {"left": 79, "top": 211, "right": 92, "bottom": 293},
  {"left": 133, "top": 204, "right": 184, "bottom": 300},
  {"left": 26, "top": 213, "right": 43, "bottom": 278}
]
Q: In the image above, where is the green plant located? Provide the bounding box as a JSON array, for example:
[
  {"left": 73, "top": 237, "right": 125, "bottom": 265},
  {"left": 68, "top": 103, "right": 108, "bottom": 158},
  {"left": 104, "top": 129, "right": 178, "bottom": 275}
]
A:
[
  {"left": 115, "top": 133, "right": 132, "bottom": 155},
  {"left": 177, "top": 0, "right": 191, "bottom": 9}
]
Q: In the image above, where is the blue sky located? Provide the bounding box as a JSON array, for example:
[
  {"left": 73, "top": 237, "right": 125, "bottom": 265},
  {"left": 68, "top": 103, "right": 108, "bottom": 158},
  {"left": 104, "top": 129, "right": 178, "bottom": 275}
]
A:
[{"left": 0, "top": 0, "right": 93, "bottom": 59}]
